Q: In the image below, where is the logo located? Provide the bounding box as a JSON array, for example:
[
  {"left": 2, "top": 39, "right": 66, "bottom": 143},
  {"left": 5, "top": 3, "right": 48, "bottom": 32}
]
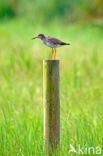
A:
[{"left": 69, "top": 144, "right": 102, "bottom": 155}]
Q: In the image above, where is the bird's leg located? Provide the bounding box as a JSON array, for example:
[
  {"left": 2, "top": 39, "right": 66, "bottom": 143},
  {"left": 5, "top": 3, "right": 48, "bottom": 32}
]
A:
[
  {"left": 54, "top": 48, "right": 57, "bottom": 60},
  {"left": 50, "top": 48, "right": 54, "bottom": 60}
]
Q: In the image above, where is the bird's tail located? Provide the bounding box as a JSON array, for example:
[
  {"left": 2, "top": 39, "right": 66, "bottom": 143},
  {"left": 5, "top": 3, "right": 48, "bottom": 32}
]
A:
[
  {"left": 65, "top": 43, "right": 70, "bottom": 45},
  {"left": 61, "top": 42, "right": 70, "bottom": 45}
]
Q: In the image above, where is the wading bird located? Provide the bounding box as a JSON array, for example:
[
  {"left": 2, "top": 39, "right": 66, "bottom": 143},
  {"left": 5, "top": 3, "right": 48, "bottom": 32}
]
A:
[{"left": 32, "top": 34, "right": 70, "bottom": 59}]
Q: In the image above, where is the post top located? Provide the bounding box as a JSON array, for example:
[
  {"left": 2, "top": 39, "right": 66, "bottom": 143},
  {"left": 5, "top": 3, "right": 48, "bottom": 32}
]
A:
[
  {"left": 43, "top": 60, "right": 60, "bottom": 64},
  {"left": 43, "top": 59, "right": 60, "bottom": 62}
]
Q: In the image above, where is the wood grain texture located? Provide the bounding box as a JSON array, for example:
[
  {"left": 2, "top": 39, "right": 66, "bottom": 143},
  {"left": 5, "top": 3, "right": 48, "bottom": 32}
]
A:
[{"left": 43, "top": 60, "right": 60, "bottom": 153}]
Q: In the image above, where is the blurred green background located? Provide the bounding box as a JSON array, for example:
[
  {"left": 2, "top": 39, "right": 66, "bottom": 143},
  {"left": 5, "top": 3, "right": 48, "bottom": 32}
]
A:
[
  {"left": 0, "top": 0, "right": 103, "bottom": 156},
  {"left": 0, "top": 0, "right": 103, "bottom": 23}
]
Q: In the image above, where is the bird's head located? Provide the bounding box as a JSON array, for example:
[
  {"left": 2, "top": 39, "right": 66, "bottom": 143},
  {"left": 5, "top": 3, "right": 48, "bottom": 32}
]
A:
[{"left": 32, "top": 34, "right": 45, "bottom": 40}]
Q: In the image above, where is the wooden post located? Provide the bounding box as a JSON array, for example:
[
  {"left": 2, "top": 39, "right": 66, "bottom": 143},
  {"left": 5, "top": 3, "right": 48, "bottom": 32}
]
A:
[{"left": 43, "top": 60, "right": 60, "bottom": 154}]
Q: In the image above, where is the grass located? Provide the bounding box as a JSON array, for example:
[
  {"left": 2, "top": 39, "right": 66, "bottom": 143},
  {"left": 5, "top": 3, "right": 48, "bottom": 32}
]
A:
[{"left": 0, "top": 19, "right": 103, "bottom": 156}]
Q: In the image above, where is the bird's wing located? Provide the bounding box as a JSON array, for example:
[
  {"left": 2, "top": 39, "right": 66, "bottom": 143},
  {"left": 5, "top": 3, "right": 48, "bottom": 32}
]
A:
[{"left": 47, "top": 36, "right": 65, "bottom": 45}]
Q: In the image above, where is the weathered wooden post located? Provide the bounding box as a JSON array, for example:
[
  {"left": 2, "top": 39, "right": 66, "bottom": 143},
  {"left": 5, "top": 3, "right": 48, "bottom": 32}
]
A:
[{"left": 43, "top": 60, "right": 60, "bottom": 155}]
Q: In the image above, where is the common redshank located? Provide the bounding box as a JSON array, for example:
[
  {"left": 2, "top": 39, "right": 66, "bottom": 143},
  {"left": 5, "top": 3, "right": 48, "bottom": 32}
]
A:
[{"left": 32, "top": 34, "right": 70, "bottom": 59}]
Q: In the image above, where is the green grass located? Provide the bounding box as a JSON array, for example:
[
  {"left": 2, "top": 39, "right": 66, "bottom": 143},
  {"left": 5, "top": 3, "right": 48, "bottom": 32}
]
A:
[{"left": 0, "top": 19, "right": 103, "bottom": 156}]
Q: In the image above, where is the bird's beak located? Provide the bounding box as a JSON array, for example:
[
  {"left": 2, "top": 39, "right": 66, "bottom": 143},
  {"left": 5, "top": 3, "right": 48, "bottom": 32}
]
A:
[{"left": 32, "top": 36, "right": 38, "bottom": 40}]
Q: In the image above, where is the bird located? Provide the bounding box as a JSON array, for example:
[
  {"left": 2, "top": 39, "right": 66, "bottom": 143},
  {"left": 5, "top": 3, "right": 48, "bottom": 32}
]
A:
[{"left": 32, "top": 34, "right": 70, "bottom": 59}]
